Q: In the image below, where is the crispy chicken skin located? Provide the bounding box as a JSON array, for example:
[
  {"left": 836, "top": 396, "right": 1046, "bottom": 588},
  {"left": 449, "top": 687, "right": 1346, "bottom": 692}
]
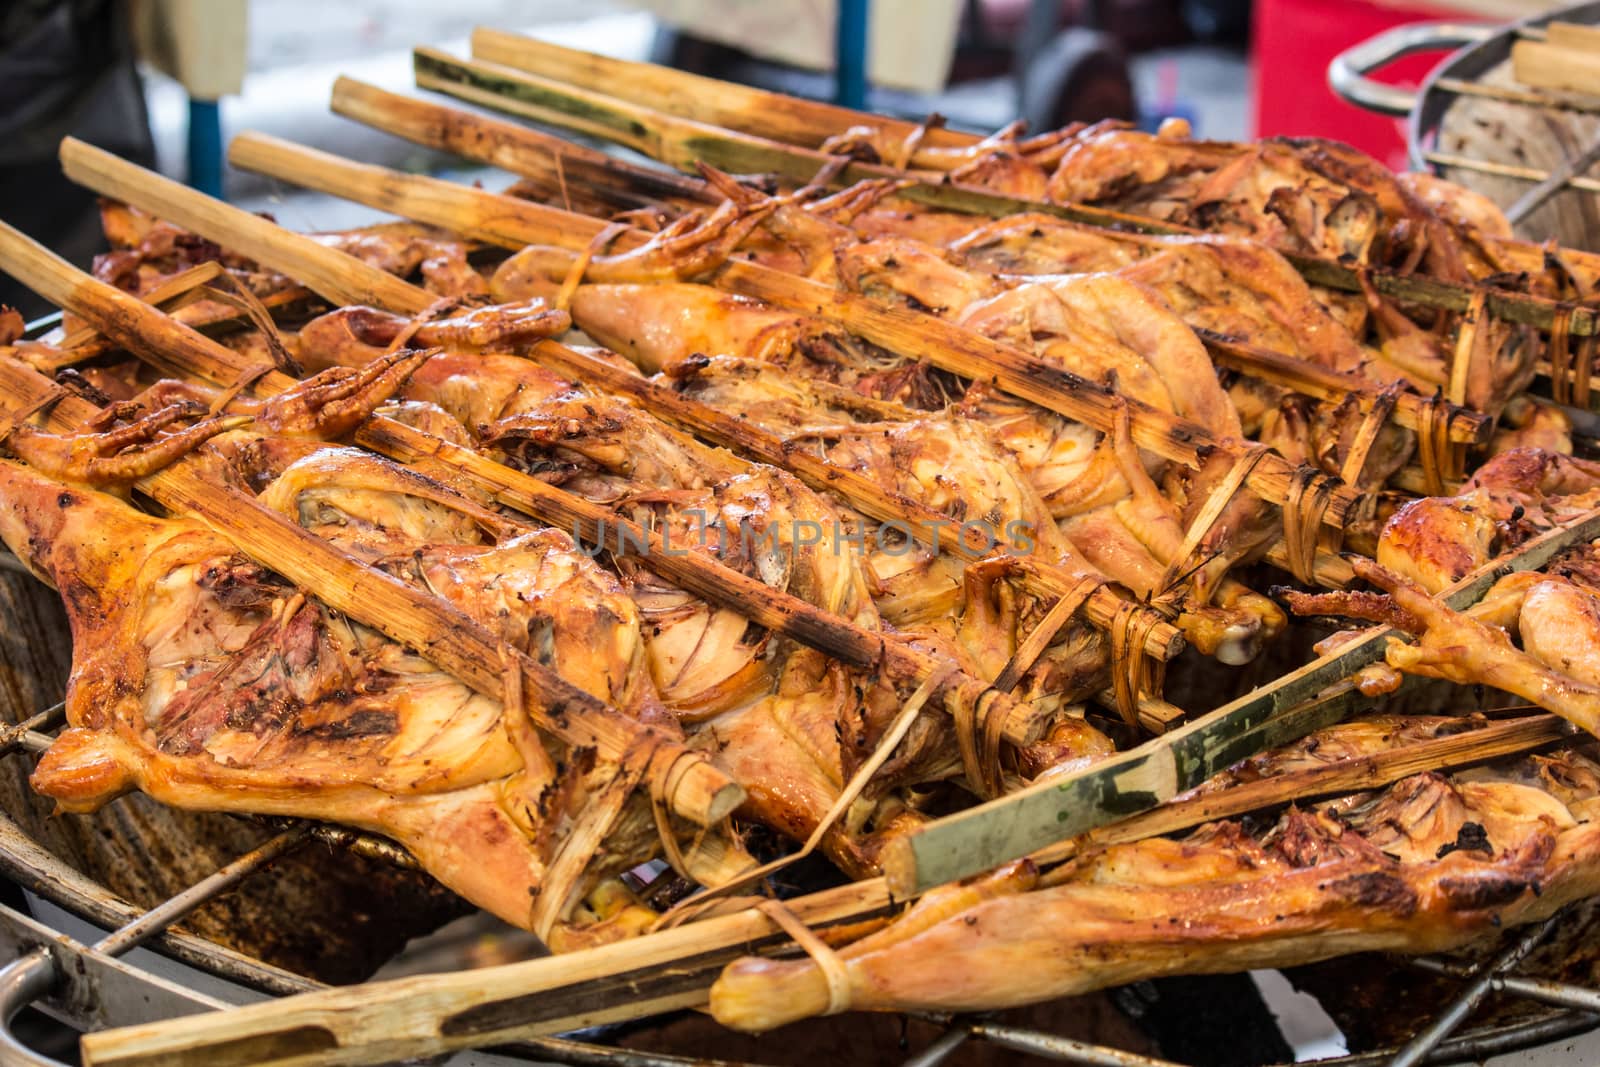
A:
[
  {"left": 1378, "top": 448, "right": 1600, "bottom": 594},
  {"left": 438, "top": 351, "right": 1115, "bottom": 867},
  {"left": 569, "top": 267, "right": 1278, "bottom": 661},
  {"left": 295, "top": 302, "right": 570, "bottom": 371},
  {"left": 711, "top": 717, "right": 1600, "bottom": 1030}
]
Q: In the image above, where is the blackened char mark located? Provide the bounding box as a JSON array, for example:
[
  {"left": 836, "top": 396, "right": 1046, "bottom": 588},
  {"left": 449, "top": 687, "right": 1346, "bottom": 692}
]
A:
[
  {"left": 1435, "top": 821, "right": 1493, "bottom": 860},
  {"left": 1325, "top": 870, "right": 1417, "bottom": 917},
  {"left": 1438, "top": 872, "right": 1533, "bottom": 912},
  {"left": 294, "top": 710, "right": 399, "bottom": 740}
]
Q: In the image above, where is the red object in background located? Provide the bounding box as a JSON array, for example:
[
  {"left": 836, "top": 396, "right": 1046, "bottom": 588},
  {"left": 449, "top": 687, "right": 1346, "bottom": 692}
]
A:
[{"left": 1252, "top": 0, "right": 1488, "bottom": 170}]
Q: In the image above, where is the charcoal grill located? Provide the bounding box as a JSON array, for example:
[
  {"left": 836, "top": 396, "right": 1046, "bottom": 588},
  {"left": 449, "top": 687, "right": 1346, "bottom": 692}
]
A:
[{"left": 1330, "top": 1, "right": 1600, "bottom": 246}]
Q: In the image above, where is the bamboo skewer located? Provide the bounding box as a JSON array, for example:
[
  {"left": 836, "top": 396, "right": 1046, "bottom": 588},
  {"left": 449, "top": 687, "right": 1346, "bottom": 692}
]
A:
[
  {"left": 331, "top": 80, "right": 1488, "bottom": 453},
  {"left": 78, "top": 875, "right": 897, "bottom": 1067},
  {"left": 61, "top": 139, "right": 433, "bottom": 316},
  {"left": 423, "top": 38, "right": 1600, "bottom": 344},
  {"left": 1044, "top": 712, "right": 1571, "bottom": 865},
  {"left": 74, "top": 699, "right": 1570, "bottom": 1067},
  {"left": 413, "top": 47, "right": 882, "bottom": 190},
  {"left": 331, "top": 75, "right": 717, "bottom": 209},
  {"left": 45, "top": 143, "right": 1057, "bottom": 749},
  {"left": 62, "top": 136, "right": 443, "bottom": 318},
  {"left": 1197, "top": 332, "right": 1488, "bottom": 447},
  {"left": 225, "top": 133, "right": 1361, "bottom": 544},
  {"left": 39, "top": 284, "right": 315, "bottom": 373},
  {"left": 469, "top": 26, "right": 967, "bottom": 154}
]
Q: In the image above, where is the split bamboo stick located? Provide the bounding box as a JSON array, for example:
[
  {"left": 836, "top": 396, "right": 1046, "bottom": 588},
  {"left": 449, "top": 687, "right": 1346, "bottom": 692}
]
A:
[
  {"left": 78, "top": 874, "right": 895, "bottom": 1067},
  {"left": 469, "top": 25, "right": 967, "bottom": 153},
  {"left": 1197, "top": 332, "right": 1488, "bottom": 447},
  {"left": 60, "top": 138, "right": 433, "bottom": 315},
  {"left": 75, "top": 697, "right": 1572, "bottom": 1067},
  {"left": 225, "top": 132, "right": 1361, "bottom": 538},
  {"left": 0, "top": 219, "right": 738, "bottom": 827},
  {"left": 44, "top": 145, "right": 1056, "bottom": 748},
  {"left": 331, "top": 75, "right": 716, "bottom": 208},
  {"left": 422, "top": 38, "right": 1600, "bottom": 342},
  {"left": 413, "top": 47, "right": 870, "bottom": 190},
  {"left": 33, "top": 284, "right": 315, "bottom": 373},
  {"left": 332, "top": 80, "right": 1486, "bottom": 451},
  {"left": 1049, "top": 712, "right": 1570, "bottom": 863}
]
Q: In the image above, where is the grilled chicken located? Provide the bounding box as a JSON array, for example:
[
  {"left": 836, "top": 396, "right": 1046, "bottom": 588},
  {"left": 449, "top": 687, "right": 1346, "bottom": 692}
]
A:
[
  {"left": 1288, "top": 551, "right": 1600, "bottom": 739},
  {"left": 312, "top": 224, "right": 490, "bottom": 299},
  {"left": 408, "top": 349, "right": 1115, "bottom": 869},
  {"left": 1376, "top": 448, "right": 1600, "bottom": 594},
  {"left": 710, "top": 714, "right": 1600, "bottom": 1030},
  {"left": 493, "top": 215, "right": 1286, "bottom": 658},
  {"left": 0, "top": 455, "right": 718, "bottom": 939},
  {"left": 285, "top": 339, "right": 1076, "bottom": 870},
  {"left": 295, "top": 302, "right": 571, "bottom": 371},
  {"left": 670, "top": 354, "right": 1273, "bottom": 663}
]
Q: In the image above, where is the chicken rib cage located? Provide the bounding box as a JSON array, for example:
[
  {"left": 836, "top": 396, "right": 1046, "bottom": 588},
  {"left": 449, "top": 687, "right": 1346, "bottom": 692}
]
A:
[{"left": 6, "top": 30, "right": 1600, "bottom": 1067}]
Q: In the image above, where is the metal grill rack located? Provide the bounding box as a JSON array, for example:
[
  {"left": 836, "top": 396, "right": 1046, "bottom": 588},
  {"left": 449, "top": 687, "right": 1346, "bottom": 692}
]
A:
[
  {"left": 1416, "top": 22, "right": 1600, "bottom": 227},
  {"left": 1330, "top": 3, "right": 1600, "bottom": 227}
]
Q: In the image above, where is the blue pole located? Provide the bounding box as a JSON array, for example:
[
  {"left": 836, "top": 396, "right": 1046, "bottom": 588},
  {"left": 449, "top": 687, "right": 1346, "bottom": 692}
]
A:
[
  {"left": 187, "top": 98, "right": 224, "bottom": 199},
  {"left": 835, "top": 0, "right": 869, "bottom": 109}
]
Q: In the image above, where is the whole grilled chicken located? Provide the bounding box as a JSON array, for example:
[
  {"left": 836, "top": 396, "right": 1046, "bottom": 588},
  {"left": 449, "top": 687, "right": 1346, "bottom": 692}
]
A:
[
  {"left": 711, "top": 714, "right": 1600, "bottom": 1030},
  {"left": 0, "top": 454, "right": 734, "bottom": 940}
]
